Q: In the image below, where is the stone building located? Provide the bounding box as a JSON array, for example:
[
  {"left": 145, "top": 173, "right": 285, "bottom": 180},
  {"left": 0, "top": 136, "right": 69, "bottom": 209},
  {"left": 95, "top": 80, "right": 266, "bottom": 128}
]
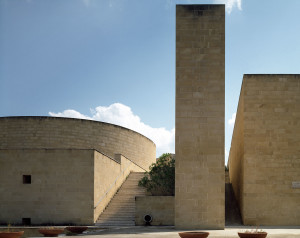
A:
[
  {"left": 174, "top": 4, "right": 300, "bottom": 229},
  {"left": 228, "top": 74, "right": 300, "bottom": 225},
  {"left": 1, "top": 3, "right": 300, "bottom": 229},
  {"left": 0, "top": 116, "right": 156, "bottom": 225}
]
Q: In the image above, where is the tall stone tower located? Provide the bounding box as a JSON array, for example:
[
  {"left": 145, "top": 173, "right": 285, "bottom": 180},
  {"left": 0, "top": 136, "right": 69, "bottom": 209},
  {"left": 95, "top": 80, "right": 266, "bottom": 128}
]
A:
[{"left": 175, "top": 5, "right": 225, "bottom": 229}]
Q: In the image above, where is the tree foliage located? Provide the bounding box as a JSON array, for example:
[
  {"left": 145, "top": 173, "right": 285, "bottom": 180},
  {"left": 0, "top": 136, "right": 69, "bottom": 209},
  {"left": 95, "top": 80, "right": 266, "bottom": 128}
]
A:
[{"left": 138, "top": 153, "right": 175, "bottom": 196}]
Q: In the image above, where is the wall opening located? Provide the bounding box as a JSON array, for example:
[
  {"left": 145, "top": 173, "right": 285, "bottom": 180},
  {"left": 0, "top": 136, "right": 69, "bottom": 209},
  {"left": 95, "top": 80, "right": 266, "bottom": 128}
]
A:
[
  {"left": 23, "top": 175, "right": 31, "bottom": 184},
  {"left": 22, "top": 218, "right": 31, "bottom": 225}
]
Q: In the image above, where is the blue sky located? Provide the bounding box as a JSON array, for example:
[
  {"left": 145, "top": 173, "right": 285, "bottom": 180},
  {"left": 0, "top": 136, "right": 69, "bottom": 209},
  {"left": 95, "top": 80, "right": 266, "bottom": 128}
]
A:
[{"left": 1, "top": 0, "right": 300, "bottom": 162}]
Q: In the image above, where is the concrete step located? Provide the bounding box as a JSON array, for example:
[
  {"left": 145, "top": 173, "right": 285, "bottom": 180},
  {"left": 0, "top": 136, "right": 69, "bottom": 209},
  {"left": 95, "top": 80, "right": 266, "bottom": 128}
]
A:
[
  {"left": 106, "top": 199, "right": 135, "bottom": 203},
  {"left": 103, "top": 207, "right": 135, "bottom": 211},
  {"left": 96, "top": 172, "right": 147, "bottom": 226},
  {"left": 103, "top": 206, "right": 135, "bottom": 210},
  {"left": 127, "top": 177, "right": 144, "bottom": 180},
  {"left": 127, "top": 174, "right": 144, "bottom": 177},
  {"left": 98, "top": 214, "right": 135, "bottom": 219},
  {"left": 107, "top": 203, "right": 135, "bottom": 208},
  {"left": 97, "top": 222, "right": 135, "bottom": 226},
  {"left": 104, "top": 210, "right": 135, "bottom": 214},
  {"left": 117, "top": 191, "right": 145, "bottom": 194},
  {"left": 118, "top": 184, "right": 144, "bottom": 187},
  {"left": 95, "top": 222, "right": 135, "bottom": 226},
  {"left": 106, "top": 203, "right": 135, "bottom": 206},
  {"left": 122, "top": 178, "right": 142, "bottom": 181},
  {"left": 105, "top": 205, "right": 135, "bottom": 208},
  {"left": 97, "top": 218, "right": 135, "bottom": 222},
  {"left": 120, "top": 183, "right": 143, "bottom": 186},
  {"left": 102, "top": 211, "right": 135, "bottom": 215},
  {"left": 114, "top": 191, "right": 144, "bottom": 194},
  {"left": 117, "top": 190, "right": 144, "bottom": 193},
  {"left": 105, "top": 204, "right": 135, "bottom": 207},
  {"left": 106, "top": 202, "right": 135, "bottom": 206},
  {"left": 119, "top": 185, "right": 143, "bottom": 188},
  {"left": 100, "top": 207, "right": 135, "bottom": 211},
  {"left": 110, "top": 196, "right": 140, "bottom": 199}
]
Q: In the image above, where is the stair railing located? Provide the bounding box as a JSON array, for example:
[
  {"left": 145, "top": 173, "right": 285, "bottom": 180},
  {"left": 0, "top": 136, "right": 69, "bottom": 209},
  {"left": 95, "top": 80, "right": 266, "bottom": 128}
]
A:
[{"left": 94, "top": 159, "right": 146, "bottom": 210}]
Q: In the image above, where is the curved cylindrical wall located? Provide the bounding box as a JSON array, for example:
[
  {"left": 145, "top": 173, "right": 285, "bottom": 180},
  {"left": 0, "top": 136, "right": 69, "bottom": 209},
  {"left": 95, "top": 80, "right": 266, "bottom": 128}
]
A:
[{"left": 0, "top": 117, "right": 156, "bottom": 170}]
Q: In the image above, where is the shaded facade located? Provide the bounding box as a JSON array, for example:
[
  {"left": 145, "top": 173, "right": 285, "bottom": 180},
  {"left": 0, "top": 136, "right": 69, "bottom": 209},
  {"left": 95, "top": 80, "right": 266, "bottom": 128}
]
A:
[{"left": 229, "top": 74, "right": 300, "bottom": 225}]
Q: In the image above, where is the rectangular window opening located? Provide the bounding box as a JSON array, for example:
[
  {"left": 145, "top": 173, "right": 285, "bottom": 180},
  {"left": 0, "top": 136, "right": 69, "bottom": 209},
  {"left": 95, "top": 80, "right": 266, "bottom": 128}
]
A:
[
  {"left": 23, "top": 175, "right": 31, "bottom": 184},
  {"left": 22, "top": 218, "right": 31, "bottom": 225}
]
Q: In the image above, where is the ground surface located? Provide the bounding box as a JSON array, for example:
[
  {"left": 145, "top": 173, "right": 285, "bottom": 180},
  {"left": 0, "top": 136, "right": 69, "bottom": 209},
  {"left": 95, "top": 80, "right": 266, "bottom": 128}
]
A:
[
  {"left": 74, "top": 226, "right": 300, "bottom": 238},
  {"left": 2, "top": 226, "right": 300, "bottom": 238}
]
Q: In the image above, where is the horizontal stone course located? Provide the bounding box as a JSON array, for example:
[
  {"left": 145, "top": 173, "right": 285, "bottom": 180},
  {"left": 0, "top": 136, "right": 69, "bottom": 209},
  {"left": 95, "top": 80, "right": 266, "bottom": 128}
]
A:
[
  {"left": 229, "top": 74, "right": 300, "bottom": 226},
  {"left": 0, "top": 116, "right": 156, "bottom": 171},
  {"left": 175, "top": 4, "right": 225, "bottom": 229},
  {"left": 135, "top": 196, "right": 174, "bottom": 226},
  {"left": 0, "top": 149, "right": 94, "bottom": 224},
  {"left": 0, "top": 149, "right": 145, "bottom": 225}
]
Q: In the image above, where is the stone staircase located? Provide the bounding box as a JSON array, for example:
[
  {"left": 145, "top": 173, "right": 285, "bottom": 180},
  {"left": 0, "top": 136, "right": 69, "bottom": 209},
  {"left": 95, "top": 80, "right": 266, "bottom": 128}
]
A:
[{"left": 95, "top": 172, "right": 146, "bottom": 226}]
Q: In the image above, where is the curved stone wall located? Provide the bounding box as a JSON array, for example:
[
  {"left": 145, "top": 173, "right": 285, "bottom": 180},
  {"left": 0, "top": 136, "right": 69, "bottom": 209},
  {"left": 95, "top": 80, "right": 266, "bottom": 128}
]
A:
[{"left": 0, "top": 117, "right": 156, "bottom": 170}]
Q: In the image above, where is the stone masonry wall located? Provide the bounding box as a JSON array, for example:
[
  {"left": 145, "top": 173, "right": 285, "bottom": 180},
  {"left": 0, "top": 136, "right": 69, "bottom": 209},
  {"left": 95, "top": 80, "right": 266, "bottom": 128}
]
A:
[
  {"left": 0, "top": 149, "right": 145, "bottom": 225},
  {"left": 135, "top": 196, "right": 174, "bottom": 226},
  {"left": 94, "top": 154, "right": 145, "bottom": 222},
  {"left": 175, "top": 5, "right": 225, "bottom": 229},
  {"left": 229, "top": 74, "right": 300, "bottom": 225},
  {"left": 0, "top": 117, "right": 156, "bottom": 171},
  {"left": 0, "top": 149, "right": 94, "bottom": 225},
  {"left": 228, "top": 86, "right": 245, "bottom": 216}
]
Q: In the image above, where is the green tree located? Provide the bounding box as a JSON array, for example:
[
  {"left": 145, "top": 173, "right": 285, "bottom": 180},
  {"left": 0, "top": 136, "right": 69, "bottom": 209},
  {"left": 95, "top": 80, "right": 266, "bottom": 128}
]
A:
[{"left": 138, "top": 153, "right": 175, "bottom": 196}]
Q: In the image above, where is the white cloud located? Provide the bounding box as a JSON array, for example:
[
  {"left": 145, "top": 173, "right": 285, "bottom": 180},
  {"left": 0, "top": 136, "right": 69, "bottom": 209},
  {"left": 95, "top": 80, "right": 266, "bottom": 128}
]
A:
[
  {"left": 228, "top": 112, "right": 236, "bottom": 126},
  {"left": 49, "top": 109, "right": 91, "bottom": 120},
  {"left": 214, "top": 0, "right": 242, "bottom": 14},
  {"left": 226, "top": 112, "right": 237, "bottom": 164},
  {"left": 49, "top": 103, "right": 175, "bottom": 157},
  {"left": 225, "top": 148, "right": 229, "bottom": 164}
]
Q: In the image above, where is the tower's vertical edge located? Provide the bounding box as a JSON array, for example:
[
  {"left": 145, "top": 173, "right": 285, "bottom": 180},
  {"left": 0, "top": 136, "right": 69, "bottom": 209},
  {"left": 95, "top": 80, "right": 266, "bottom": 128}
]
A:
[{"left": 175, "top": 4, "right": 225, "bottom": 229}]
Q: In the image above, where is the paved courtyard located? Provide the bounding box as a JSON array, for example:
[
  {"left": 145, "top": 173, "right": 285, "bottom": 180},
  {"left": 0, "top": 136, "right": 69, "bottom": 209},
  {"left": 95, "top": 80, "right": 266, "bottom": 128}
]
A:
[
  {"left": 73, "top": 226, "right": 300, "bottom": 238},
  {"left": 2, "top": 225, "right": 300, "bottom": 238}
]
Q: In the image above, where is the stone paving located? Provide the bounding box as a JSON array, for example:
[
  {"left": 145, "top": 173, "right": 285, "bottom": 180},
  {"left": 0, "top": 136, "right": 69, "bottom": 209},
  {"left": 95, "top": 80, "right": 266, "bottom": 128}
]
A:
[
  {"left": 2, "top": 225, "right": 300, "bottom": 238},
  {"left": 71, "top": 226, "right": 300, "bottom": 238}
]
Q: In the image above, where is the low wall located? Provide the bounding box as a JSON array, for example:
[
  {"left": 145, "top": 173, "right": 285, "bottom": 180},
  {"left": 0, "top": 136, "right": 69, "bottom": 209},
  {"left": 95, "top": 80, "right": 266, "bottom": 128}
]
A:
[
  {"left": 94, "top": 154, "right": 145, "bottom": 222},
  {"left": 135, "top": 196, "right": 174, "bottom": 226}
]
